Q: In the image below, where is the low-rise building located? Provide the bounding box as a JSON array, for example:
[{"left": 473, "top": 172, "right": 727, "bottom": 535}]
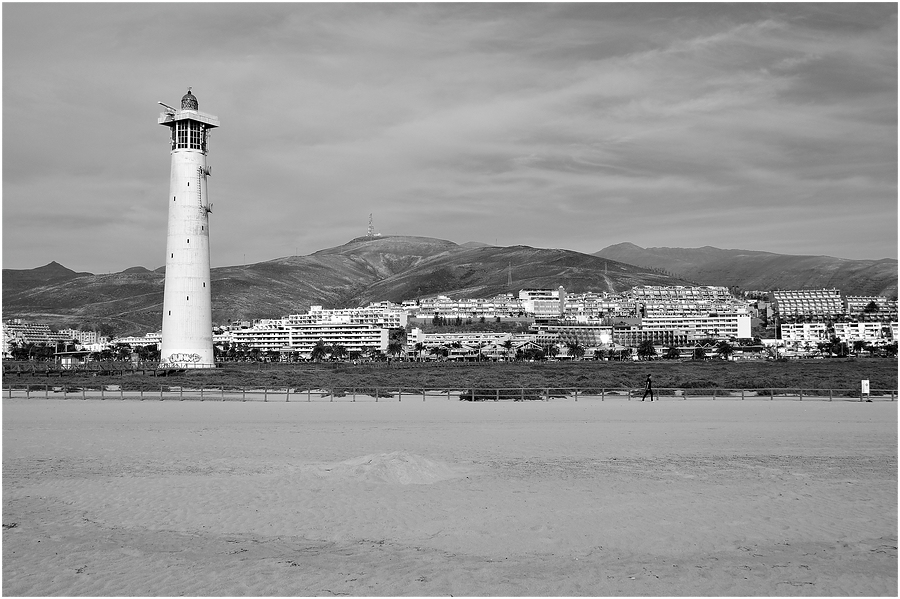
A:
[
  {"left": 530, "top": 323, "right": 612, "bottom": 348},
  {"left": 58, "top": 329, "right": 108, "bottom": 346},
  {"left": 406, "top": 328, "right": 541, "bottom": 360},
  {"left": 833, "top": 321, "right": 891, "bottom": 345},
  {"left": 637, "top": 312, "right": 751, "bottom": 342},
  {"left": 231, "top": 321, "right": 389, "bottom": 358},
  {"left": 112, "top": 332, "right": 162, "bottom": 348}
]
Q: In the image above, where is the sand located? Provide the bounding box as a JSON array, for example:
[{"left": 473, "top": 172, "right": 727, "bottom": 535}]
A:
[{"left": 2, "top": 398, "right": 897, "bottom": 596}]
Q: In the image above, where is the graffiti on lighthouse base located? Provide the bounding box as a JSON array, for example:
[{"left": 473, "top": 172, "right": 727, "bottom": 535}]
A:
[{"left": 160, "top": 352, "right": 202, "bottom": 368}]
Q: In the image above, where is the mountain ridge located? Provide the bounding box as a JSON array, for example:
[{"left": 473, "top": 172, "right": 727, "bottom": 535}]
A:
[
  {"left": 594, "top": 243, "right": 897, "bottom": 297},
  {"left": 3, "top": 237, "right": 896, "bottom": 335}
]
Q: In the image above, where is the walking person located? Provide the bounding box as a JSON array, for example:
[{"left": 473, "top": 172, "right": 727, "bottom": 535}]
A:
[{"left": 641, "top": 374, "right": 654, "bottom": 401}]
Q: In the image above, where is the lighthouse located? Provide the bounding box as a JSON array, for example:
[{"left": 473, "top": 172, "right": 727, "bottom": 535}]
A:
[{"left": 157, "top": 89, "right": 219, "bottom": 368}]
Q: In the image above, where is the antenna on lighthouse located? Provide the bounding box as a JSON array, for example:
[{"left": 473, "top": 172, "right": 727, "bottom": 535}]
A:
[{"left": 158, "top": 101, "right": 176, "bottom": 113}]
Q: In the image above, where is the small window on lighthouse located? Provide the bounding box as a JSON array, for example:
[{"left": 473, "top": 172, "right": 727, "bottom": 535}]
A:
[{"left": 187, "top": 239, "right": 190, "bottom": 244}]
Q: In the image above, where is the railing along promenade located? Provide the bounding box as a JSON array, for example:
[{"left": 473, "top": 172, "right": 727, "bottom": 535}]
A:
[{"left": 3, "top": 384, "right": 895, "bottom": 402}]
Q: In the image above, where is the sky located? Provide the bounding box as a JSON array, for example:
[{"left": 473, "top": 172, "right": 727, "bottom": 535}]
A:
[{"left": 3, "top": 3, "right": 897, "bottom": 273}]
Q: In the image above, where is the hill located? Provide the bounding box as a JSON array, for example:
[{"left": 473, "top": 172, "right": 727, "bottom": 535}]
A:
[
  {"left": 1, "top": 236, "right": 686, "bottom": 335},
  {"left": 1, "top": 261, "right": 92, "bottom": 294},
  {"left": 594, "top": 243, "right": 898, "bottom": 298},
  {"left": 5, "top": 236, "right": 896, "bottom": 336},
  {"left": 357, "top": 244, "right": 679, "bottom": 303}
]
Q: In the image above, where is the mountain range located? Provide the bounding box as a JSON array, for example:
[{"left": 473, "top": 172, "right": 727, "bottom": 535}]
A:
[
  {"left": 3, "top": 236, "right": 896, "bottom": 336},
  {"left": 594, "top": 243, "right": 897, "bottom": 298}
]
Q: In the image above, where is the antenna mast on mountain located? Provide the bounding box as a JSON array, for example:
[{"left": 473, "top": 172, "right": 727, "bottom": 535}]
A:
[
  {"left": 508, "top": 262, "right": 512, "bottom": 286},
  {"left": 367, "top": 214, "right": 374, "bottom": 238}
]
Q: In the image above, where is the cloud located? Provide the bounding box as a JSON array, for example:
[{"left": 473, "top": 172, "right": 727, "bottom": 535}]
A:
[{"left": 2, "top": 3, "right": 896, "bottom": 273}]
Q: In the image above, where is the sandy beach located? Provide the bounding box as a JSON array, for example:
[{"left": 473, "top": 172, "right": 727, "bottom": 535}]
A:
[{"left": 3, "top": 398, "right": 896, "bottom": 596}]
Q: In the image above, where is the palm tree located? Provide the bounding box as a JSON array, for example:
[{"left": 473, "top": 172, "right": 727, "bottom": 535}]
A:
[
  {"left": 522, "top": 347, "right": 545, "bottom": 361},
  {"left": 566, "top": 341, "right": 585, "bottom": 360},
  {"left": 387, "top": 340, "right": 404, "bottom": 360},
  {"left": 637, "top": 340, "right": 657, "bottom": 361},
  {"left": 716, "top": 340, "right": 734, "bottom": 361},
  {"left": 330, "top": 344, "right": 348, "bottom": 361},
  {"left": 831, "top": 337, "right": 849, "bottom": 358},
  {"left": 413, "top": 342, "right": 425, "bottom": 362},
  {"left": 429, "top": 345, "right": 449, "bottom": 361},
  {"left": 501, "top": 339, "right": 514, "bottom": 361},
  {"left": 310, "top": 340, "right": 328, "bottom": 362}
]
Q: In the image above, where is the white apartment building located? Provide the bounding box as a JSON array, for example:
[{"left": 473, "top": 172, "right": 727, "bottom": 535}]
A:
[
  {"left": 230, "top": 322, "right": 292, "bottom": 352},
  {"left": 288, "top": 302, "right": 406, "bottom": 328},
  {"left": 772, "top": 289, "right": 844, "bottom": 320},
  {"left": 58, "top": 329, "right": 107, "bottom": 346},
  {"left": 779, "top": 323, "right": 830, "bottom": 343},
  {"left": 844, "top": 296, "right": 898, "bottom": 318},
  {"left": 778, "top": 321, "right": 897, "bottom": 353},
  {"left": 113, "top": 332, "right": 162, "bottom": 347},
  {"left": 833, "top": 321, "right": 892, "bottom": 345},
  {"left": 287, "top": 323, "right": 389, "bottom": 357},
  {"left": 631, "top": 286, "right": 745, "bottom": 318},
  {"left": 778, "top": 322, "right": 831, "bottom": 354},
  {"left": 406, "top": 328, "right": 539, "bottom": 360},
  {"left": 630, "top": 285, "right": 736, "bottom": 302},
  {"left": 412, "top": 290, "right": 637, "bottom": 321},
  {"left": 531, "top": 324, "right": 612, "bottom": 348},
  {"left": 519, "top": 289, "right": 563, "bottom": 319},
  {"left": 3, "top": 320, "right": 74, "bottom": 355},
  {"left": 231, "top": 321, "right": 389, "bottom": 357},
  {"left": 638, "top": 312, "right": 752, "bottom": 341},
  {"left": 413, "top": 294, "right": 524, "bottom": 319},
  {"left": 407, "top": 329, "right": 513, "bottom": 349}
]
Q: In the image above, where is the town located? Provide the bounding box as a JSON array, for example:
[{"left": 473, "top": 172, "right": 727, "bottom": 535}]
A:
[{"left": 4, "top": 285, "right": 897, "bottom": 366}]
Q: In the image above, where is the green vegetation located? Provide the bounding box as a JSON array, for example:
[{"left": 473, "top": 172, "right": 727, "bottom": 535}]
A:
[{"left": 5, "top": 359, "right": 896, "bottom": 394}]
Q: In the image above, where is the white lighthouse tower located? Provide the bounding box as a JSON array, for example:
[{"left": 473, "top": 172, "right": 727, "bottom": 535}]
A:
[{"left": 157, "top": 89, "right": 219, "bottom": 368}]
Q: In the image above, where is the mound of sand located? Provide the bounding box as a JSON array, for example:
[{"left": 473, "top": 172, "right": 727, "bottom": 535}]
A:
[{"left": 319, "top": 451, "right": 467, "bottom": 485}]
